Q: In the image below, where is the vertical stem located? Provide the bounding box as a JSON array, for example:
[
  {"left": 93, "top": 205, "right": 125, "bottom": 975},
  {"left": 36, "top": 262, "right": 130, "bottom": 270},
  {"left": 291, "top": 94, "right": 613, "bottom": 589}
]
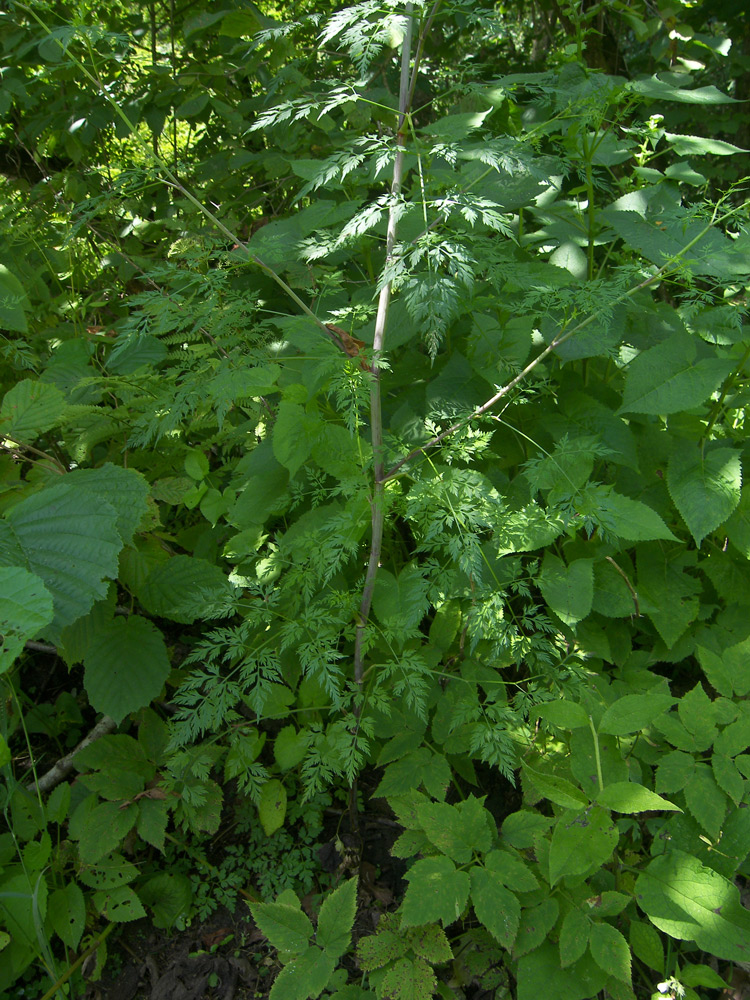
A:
[
  {"left": 353, "top": 7, "right": 415, "bottom": 689},
  {"left": 588, "top": 716, "right": 604, "bottom": 793},
  {"left": 348, "top": 6, "right": 419, "bottom": 834}
]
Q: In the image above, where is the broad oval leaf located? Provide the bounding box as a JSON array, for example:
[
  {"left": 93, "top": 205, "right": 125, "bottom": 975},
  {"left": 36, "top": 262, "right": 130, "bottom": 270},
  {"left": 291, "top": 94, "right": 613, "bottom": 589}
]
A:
[
  {"left": 634, "top": 850, "right": 750, "bottom": 965},
  {"left": 83, "top": 615, "right": 171, "bottom": 724}
]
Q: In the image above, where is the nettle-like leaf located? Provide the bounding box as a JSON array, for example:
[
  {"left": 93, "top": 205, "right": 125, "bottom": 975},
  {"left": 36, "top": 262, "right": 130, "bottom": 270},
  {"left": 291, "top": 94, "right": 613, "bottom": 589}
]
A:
[
  {"left": 667, "top": 441, "right": 741, "bottom": 546},
  {"left": 538, "top": 554, "right": 594, "bottom": 626},
  {"left": 249, "top": 898, "right": 314, "bottom": 955},
  {"left": 401, "top": 856, "right": 471, "bottom": 928},
  {"left": 517, "top": 941, "right": 608, "bottom": 1000},
  {"left": 416, "top": 797, "right": 493, "bottom": 864},
  {"left": 618, "top": 333, "right": 733, "bottom": 415},
  {"left": 0, "top": 263, "right": 30, "bottom": 332},
  {"left": 379, "top": 957, "right": 437, "bottom": 1000},
  {"left": 269, "top": 946, "right": 335, "bottom": 1000},
  {"left": 0, "top": 566, "right": 54, "bottom": 673},
  {"left": 0, "top": 378, "right": 66, "bottom": 442},
  {"left": 316, "top": 877, "right": 358, "bottom": 960},
  {"left": 548, "top": 806, "right": 618, "bottom": 886},
  {"left": 470, "top": 866, "right": 520, "bottom": 950},
  {"left": 139, "top": 555, "right": 236, "bottom": 623},
  {"left": 588, "top": 922, "right": 631, "bottom": 983},
  {"left": 4, "top": 481, "right": 124, "bottom": 635}
]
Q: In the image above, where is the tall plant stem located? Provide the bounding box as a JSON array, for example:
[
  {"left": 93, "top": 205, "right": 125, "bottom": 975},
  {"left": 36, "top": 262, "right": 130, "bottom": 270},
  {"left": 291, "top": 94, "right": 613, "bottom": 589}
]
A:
[{"left": 353, "top": 7, "right": 416, "bottom": 690}]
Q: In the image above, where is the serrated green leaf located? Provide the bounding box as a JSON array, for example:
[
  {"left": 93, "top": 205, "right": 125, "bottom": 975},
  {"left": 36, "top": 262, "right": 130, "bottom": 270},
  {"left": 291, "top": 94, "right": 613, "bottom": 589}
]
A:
[
  {"left": 665, "top": 132, "right": 748, "bottom": 155},
  {"left": 92, "top": 884, "right": 146, "bottom": 922},
  {"left": 597, "top": 782, "right": 680, "bottom": 814},
  {"left": 655, "top": 751, "right": 696, "bottom": 794},
  {"left": 0, "top": 263, "right": 30, "bottom": 331},
  {"left": 406, "top": 924, "right": 452, "bottom": 964},
  {"left": 78, "top": 853, "right": 138, "bottom": 891},
  {"left": 372, "top": 563, "right": 429, "bottom": 631},
  {"left": 270, "top": 945, "right": 335, "bottom": 1000},
  {"left": 628, "top": 77, "right": 739, "bottom": 104},
  {"left": 549, "top": 806, "right": 618, "bottom": 886},
  {"left": 258, "top": 779, "right": 287, "bottom": 836},
  {"left": 637, "top": 547, "right": 699, "bottom": 649},
  {"left": 538, "top": 554, "right": 593, "bottom": 626},
  {"left": 0, "top": 379, "right": 65, "bottom": 443},
  {"left": 484, "top": 849, "right": 539, "bottom": 892},
  {"left": 380, "top": 956, "right": 436, "bottom": 1000},
  {"left": 274, "top": 725, "right": 310, "bottom": 770},
  {"left": 494, "top": 502, "right": 565, "bottom": 555},
  {"left": 6, "top": 480, "right": 123, "bottom": 634},
  {"left": 599, "top": 693, "right": 677, "bottom": 735},
  {"left": 678, "top": 683, "right": 716, "bottom": 740},
  {"left": 64, "top": 464, "right": 149, "bottom": 547},
  {"left": 634, "top": 849, "right": 750, "bottom": 964},
  {"left": 273, "top": 401, "right": 318, "bottom": 478},
  {"left": 534, "top": 700, "right": 590, "bottom": 730},
  {"left": 514, "top": 899, "right": 560, "bottom": 958},
  {"left": 250, "top": 900, "right": 313, "bottom": 954},
  {"left": 522, "top": 763, "right": 588, "bottom": 810},
  {"left": 416, "top": 796, "right": 492, "bottom": 864},
  {"left": 77, "top": 801, "right": 138, "bottom": 864},
  {"left": 683, "top": 763, "right": 727, "bottom": 840},
  {"left": 586, "top": 489, "right": 677, "bottom": 542},
  {"left": 714, "top": 713, "right": 750, "bottom": 757},
  {"left": 618, "top": 334, "right": 732, "bottom": 416},
  {"left": 517, "top": 942, "right": 607, "bottom": 1000},
  {"left": 628, "top": 920, "right": 664, "bottom": 972},
  {"left": 83, "top": 615, "right": 170, "bottom": 724},
  {"left": 712, "top": 754, "right": 745, "bottom": 806},
  {"left": 358, "top": 918, "right": 408, "bottom": 970},
  {"left": 667, "top": 442, "right": 741, "bottom": 547},
  {"left": 401, "top": 856, "right": 470, "bottom": 928},
  {"left": 470, "top": 866, "right": 520, "bottom": 949},
  {"left": 679, "top": 963, "right": 729, "bottom": 989},
  {"left": 48, "top": 882, "right": 85, "bottom": 949},
  {"left": 138, "top": 871, "right": 193, "bottom": 929},
  {"left": 559, "top": 907, "right": 589, "bottom": 967},
  {"left": 589, "top": 922, "right": 631, "bottom": 983},
  {"left": 0, "top": 566, "right": 54, "bottom": 673},
  {"left": 374, "top": 748, "right": 451, "bottom": 801},
  {"left": 139, "top": 555, "right": 234, "bottom": 623},
  {"left": 316, "top": 877, "right": 357, "bottom": 959},
  {"left": 137, "top": 797, "right": 169, "bottom": 852}
]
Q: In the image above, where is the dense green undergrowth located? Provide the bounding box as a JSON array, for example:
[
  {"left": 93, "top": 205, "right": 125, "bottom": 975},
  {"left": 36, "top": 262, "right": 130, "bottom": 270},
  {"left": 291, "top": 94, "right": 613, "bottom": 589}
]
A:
[{"left": 1, "top": 1, "right": 750, "bottom": 998}]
